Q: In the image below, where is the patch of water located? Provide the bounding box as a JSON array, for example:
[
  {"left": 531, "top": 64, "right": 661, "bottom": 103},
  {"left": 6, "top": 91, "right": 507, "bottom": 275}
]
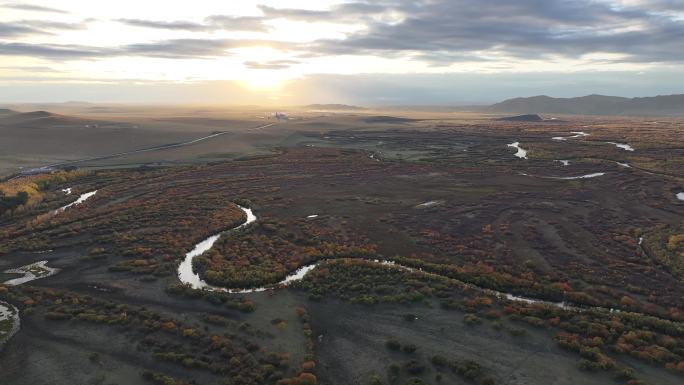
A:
[
  {"left": 570, "top": 131, "right": 590, "bottom": 138},
  {"left": 0, "top": 301, "right": 20, "bottom": 345},
  {"left": 55, "top": 190, "right": 97, "bottom": 213},
  {"left": 416, "top": 201, "right": 441, "bottom": 208},
  {"left": 606, "top": 142, "right": 635, "bottom": 151},
  {"left": 524, "top": 172, "right": 606, "bottom": 180},
  {"left": 3, "top": 260, "right": 60, "bottom": 286},
  {"left": 507, "top": 142, "right": 528, "bottom": 159},
  {"left": 549, "top": 172, "right": 605, "bottom": 180},
  {"left": 552, "top": 131, "right": 589, "bottom": 141}
]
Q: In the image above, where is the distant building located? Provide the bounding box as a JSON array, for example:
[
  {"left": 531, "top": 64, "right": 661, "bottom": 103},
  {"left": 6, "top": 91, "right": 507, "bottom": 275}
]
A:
[{"left": 272, "top": 112, "right": 289, "bottom": 121}]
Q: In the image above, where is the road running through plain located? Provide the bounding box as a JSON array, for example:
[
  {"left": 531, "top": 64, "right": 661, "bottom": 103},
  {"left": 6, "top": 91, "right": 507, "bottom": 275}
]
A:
[{"left": 28, "top": 122, "right": 278, "bottom": 172}]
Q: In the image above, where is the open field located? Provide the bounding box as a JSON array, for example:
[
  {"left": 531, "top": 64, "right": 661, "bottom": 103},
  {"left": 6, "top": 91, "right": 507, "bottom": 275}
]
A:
[{"left": 0, "top": 107, "right": 683, "bottom": 385}]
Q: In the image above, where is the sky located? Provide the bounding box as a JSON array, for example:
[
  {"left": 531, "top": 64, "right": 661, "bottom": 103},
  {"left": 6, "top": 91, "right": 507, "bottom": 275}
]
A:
[{"left": 1, "top": 0, "right": 683, "bottom": 105}]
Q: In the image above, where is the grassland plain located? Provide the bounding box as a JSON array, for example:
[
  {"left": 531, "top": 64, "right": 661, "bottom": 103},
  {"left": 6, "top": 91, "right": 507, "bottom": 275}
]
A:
[{"left": 0, "top": 108, "right": 683, "bottom": 385}]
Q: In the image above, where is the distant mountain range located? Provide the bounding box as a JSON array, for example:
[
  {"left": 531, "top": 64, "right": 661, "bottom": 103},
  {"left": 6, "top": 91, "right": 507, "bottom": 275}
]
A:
[
  {"left": 304, "top": 104, "right": 366, "bottom": 111},
  {"left": 489, "top": 94, "right": 684, "bottom": 115}
]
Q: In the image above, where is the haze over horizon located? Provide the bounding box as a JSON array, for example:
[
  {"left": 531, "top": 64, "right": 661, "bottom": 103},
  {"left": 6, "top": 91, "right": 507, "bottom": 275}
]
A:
[{"left": 1, "top": 0, "right": 684, "bottom": 105}]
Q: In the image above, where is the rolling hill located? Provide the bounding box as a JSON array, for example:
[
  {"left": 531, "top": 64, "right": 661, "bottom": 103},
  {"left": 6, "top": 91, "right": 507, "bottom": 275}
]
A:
[{"left": 489, "top": 94, "right": 684, "bottom": 115}]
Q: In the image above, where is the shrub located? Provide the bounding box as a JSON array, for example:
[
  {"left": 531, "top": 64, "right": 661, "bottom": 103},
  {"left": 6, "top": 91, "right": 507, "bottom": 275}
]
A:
[
  {"left": 463, "top": 314, "right": 482, "bottom": 326},
  {"left": 431, "top": 355, "right": 448, "bottom": 367},
  {"left": 404, "top": 360, "right": 426, "bottom": 375},
  {"left": 296, "top": 373, "right": 317, "bottom": 385},
  {"left": 385, "top": 339, "right": 401, "bottom": 351},
  {"left": 402, "top": 343, "right": 418, "bottom": 354},
  {"left": 449, "top": 359, "right": 483, "bottom": 380},
  {"left": 366, "top": 374, "right": 384, "bottom": 385},
  {"left": 614, "top": 367, "right": 636, "bottom": 380}
]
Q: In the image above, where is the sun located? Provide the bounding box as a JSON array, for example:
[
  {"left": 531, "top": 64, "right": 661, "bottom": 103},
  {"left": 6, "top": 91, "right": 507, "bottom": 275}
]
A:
[{"left": 239, "top": 70, "right": 289, "bottom": 91}]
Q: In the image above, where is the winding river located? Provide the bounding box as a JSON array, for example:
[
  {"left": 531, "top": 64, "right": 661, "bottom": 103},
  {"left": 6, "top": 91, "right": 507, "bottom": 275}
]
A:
[
  {"left": 177, "top": 205, "right": 257, "bottom": 292},
  {"left": 176, "top": 204, "right": 586, "bottom": 312}
]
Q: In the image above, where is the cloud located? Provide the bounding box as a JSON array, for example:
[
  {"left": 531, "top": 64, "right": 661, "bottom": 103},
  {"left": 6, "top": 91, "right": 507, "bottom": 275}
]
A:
[
  {"left": 0, "top": 22, "right": 46, "bottom": 37},
  {"left": 204, "top": 15, "right": 270, "bottom": 32},
  {"left": 243, "top": 60, "right": 299, "bottom": 69},
  {"left": 303, "top": 0, "right": 684, "bottom": 65},
  {"left": 2, "top": 0, "right": 683, "bottom": 68},
  {"left": 120, "top": 39, "right": 236, "bottom": 59},
  {"left": 117, "top": 16, "right": 269, "bottom": 32},
  {"left": 1, "top": 3, "right": 69, "bottom": 14},
  {"left": 257, "top": 3, "right": 389, "bottom": 22},
  {"left": 257, "top": 5, "right": 333, "bottom": 21},
  {"left": 0, "top": 42, "right": 105, "bottom": 59},
  {"left": 119, "top": 39, "right": 293, "bottom": 59},
  {"left": 0, "top": 19, "right": 91, "bottom": 38},
  {"left": 0, "top": 65, "right": 62, "bottom": 73},
  {"left": 117, "top": 19, "right": 209, "bottom": 32},
  {"left": 0, "top": 38, "right": 296, "bottom": 60},
  {"left": 20, "top": 19, "right": 92, "bottom": 31}
]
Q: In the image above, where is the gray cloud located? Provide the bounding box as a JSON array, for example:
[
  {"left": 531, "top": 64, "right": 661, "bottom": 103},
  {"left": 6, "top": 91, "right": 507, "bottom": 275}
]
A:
[
  {"left": 0, "top": 42, "right": 105, "bottom": 59},
  {"left": 304, "top": 0, "right": 684, "bottom": 64},
  {"left": 646, "top": 0, "right": 684, "bottom": 11},
  {"left": 258, "top": 3, "right": 388, "bottom": 22},
  {"left": 0, "top": 65, "right": 61, "bottom": 73},
  {"left": 1, "top": 3, "right": 69, "bottom": 14},
  {"left": 257, "top": 6, "right": 332, "bottom": 21},
  {"left": 117, "top": 19, "right": 209, "bottom": 32},
  {"left": 2, "top": 0, "right": 683, "bottom": 67},
  {"left": 244, "top": 60, "right": 299, "bottom": 69},
  {"left": 0, "top": 22, "right": 46, "bottom": 37},
  {"left": 120, "top": 39, "right": 292, "bottom": 59},
  {"left": 117, "top": 15, "right": 268, "bottom": 32},
  {"left": 0, "top": 38, "right": 295, "bottom": 60},
  {"left": 121, "top": 39, "right": 237, "bottom": 59},
  {"left": 21, "top": 19, "right": 92, "bottom": 31},
  {"left": 0, "top": 19, "right": 91, "bottom": 38},
  {"left": 204, "top": 15, "right": 269, "bottom": 32}
]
